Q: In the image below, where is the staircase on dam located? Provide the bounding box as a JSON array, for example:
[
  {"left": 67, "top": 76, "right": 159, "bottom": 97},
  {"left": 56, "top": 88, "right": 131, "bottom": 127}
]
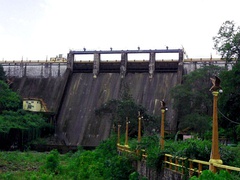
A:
[{"left": 1, "top": 49, "right": 186, "bottom": 147}]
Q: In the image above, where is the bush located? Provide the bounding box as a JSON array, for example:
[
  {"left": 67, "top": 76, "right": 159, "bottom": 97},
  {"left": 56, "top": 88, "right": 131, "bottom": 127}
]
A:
[
  {"left": 190, "top": 170, "right": 235, "bottom": 180},
  {"left": 43, "top": 149, "right": 60, "bottom": 173}
]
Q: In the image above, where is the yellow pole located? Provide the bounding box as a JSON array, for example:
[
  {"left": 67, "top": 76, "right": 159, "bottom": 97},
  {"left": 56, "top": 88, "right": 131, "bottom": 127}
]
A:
[
  {"left": 125, "top": 117, "right": 129, "bottom": 147},
  {"left": 209, "top": 91, "right": 223, "bottom": 172},
  {"left": 137, "top": 112, "right": 142, "bottom": 156},
  {"left": 117, "top": 124, "right": 121, "bottom": 145},
  {"left": 160, "top": 109, "right": 165, "bottom": 149},
  {"left": 138, "top": 111, "right": 141, "bottom": 143}
]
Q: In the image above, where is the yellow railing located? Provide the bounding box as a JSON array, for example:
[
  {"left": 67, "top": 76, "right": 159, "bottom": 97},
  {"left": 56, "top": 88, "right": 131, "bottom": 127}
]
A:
[
  {"left": 117, "top": 144, "right": 240, "bottom": 177},
  {"left": 164, "top": 153, "right": 240, "bottom": 177},
  {"left": 164, "top": 154, "right": 210, "bottom": 177},
  {"left": 117, "top": 144, "right": 133, "bottom": 154}
]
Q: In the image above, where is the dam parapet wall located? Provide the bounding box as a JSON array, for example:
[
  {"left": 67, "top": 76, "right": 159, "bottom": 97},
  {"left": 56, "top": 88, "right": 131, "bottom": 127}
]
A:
[{"left": 1, "top": 61, "right": 67, "bottom": 78}]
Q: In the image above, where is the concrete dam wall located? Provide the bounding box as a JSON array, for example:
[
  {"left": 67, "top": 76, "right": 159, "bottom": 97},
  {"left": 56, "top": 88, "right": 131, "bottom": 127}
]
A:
[
  {"left": 2, "top": 49, "right": 184, "bottom": 147},
  {"left": 10, "top": 69, "right": 70, "bottom": 113},
  {"left": 56, "top": 72, "right": 179, "bottom": 147}
]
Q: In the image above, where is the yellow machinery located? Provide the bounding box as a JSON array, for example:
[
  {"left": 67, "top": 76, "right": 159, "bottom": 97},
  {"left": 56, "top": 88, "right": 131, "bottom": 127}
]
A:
[{"left": 23, "top": 98, "right": 48, "bottom": 112}]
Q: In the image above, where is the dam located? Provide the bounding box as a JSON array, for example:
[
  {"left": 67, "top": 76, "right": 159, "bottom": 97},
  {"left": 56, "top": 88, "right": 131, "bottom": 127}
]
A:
[{"left": 2, "top": 48, "right": 184, "bottom": 147}]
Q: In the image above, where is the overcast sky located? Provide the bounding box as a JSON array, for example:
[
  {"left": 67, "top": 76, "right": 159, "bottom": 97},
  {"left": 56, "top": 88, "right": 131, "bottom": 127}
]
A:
[{"left": 0, "top": 0, "right": 239, "bottom": 60}]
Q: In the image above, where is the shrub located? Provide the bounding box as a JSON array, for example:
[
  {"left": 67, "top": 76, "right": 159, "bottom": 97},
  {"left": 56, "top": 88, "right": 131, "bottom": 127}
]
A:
[
  {"left": 43, "top": 149, "right": 60, "bottom": 173},
  {"left": 190, "top": 170, "right": 235, "bottom": 180}
]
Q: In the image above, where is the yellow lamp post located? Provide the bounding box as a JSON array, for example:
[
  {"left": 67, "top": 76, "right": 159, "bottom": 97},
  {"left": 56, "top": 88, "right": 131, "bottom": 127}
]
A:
[
  {"left": 160, "top": 100, "right": 167, "bottom": 149},
  {"left": 138, "top": 111, "right": 142, "bottom": 143},
  {"left": 209, "top": 76, "right": 223, "bottom": 172},
  {"left": 136, "top": 111, "right": 142, "bottom": 156},
  {"left": 125, "top": 117, "right": 129, "bottom": 147},
  {"left": 117, "top": 124, "right": 121, "bottom": 145}
]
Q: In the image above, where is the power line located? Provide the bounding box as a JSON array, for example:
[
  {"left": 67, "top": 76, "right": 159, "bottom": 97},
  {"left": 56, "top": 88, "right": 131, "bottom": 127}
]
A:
[{"left": 218, "top": 109, "right": 240, "bottom": 125}]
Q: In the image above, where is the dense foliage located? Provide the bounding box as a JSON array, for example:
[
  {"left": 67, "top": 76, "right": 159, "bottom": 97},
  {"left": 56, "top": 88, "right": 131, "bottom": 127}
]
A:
[
  {"left": 95, "top": 83, "right": 160, "bottom": 137},
  {"left": 171, "top": 65, "right": 224, "bottom": 138},
  {"left": 212, "top": 21, "right": 240, "bottom": 142},
  {"left": 0, "top": 64, "right": 6, "bottom": 81},
  {"left": 213, "top": 20, "right": 240, "bottom": 61},
  {"left": 0, "top": 66, "right": 53, "bottom": 150},
  {"left": 1, "top": 137, "right": 239, "bottom": 179},
  {"left": 190, "top": 170, "right": 235, "bottom": 180},
  {"left": 219, "top": 62, "right": 240, "bottom": 142},
  {"left": 0, "top": 136, "right": 136, "bottom": 180},
  {"left": 0, "top": 110, "right": 50, "bottom": 133},
  {"left": 0, "top": 80, "right": 21, "bottom": 112},
  {"left": 170, "top": 61, "right": 240, "bottom": 142},
  {"left": 127, "top": 135, "right": 240, "bottom": 168}
]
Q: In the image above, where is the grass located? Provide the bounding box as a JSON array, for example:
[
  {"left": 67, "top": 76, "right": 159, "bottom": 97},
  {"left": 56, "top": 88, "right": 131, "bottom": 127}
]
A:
[
  {"left": 0, "top": 150, "right": 72, "bottom": 179},
  {"left": 0, "top": 151, "right": 46, "bottom": 173}
]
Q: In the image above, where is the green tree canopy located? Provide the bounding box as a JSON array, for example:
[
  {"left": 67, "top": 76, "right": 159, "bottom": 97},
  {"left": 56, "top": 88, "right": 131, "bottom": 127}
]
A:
[
  {"left": 0, "top": 110, "right": 50, "bottom": 133},
  {"left": 171, "top": 65, "right": 224, "bottom": 138},
  {"left": 0, "top": 80, "right": 21, "bottom": 112},
  {"left": 219, "top": 62, "right": 240, "bottom": 142},
  {"left": 0, "top": 64, "right": 6, "bottom": 81},
  {"left": 95, "top": 83, "right": 159, "bottom": 137},
  {"left": 0, "top": 80, "right": 53, "bottom": 150},
  {"left": 213, "top": 20, "right": 240, "bottom": 61}
]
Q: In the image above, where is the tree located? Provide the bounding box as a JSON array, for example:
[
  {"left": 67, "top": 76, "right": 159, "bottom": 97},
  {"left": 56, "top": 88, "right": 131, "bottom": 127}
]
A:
[
  {"left": 0, "top": 80, "right": 53, "bottom": 150},
  {"left": 213, "top": 20, "right": 240, "bottom": 62},
  {"left": 171, "top": 65, "right": 224, "bottom": 138},
  {"left": 95, "top": 83, "right": 159, "bottom": 137},
  {"left": 0, "top": 64, "right": 6, "bottom": 81},
  {"left": 219, "top": 62, "right": 240, "bottom": 142},
  {"left": 0, "top": 80, "right": 21, "bottom": 112}
]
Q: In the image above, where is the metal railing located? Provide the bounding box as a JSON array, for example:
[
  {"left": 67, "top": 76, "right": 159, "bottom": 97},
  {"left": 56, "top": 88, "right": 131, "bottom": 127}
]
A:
[{"left": 117, "top": 144, "right": 240, "bottom": 177}]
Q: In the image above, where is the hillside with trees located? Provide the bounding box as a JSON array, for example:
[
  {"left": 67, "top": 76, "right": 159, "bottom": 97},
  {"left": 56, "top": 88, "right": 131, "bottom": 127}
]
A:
[{"left": 0, "top": 66, "right": 53, "bottom": 150}]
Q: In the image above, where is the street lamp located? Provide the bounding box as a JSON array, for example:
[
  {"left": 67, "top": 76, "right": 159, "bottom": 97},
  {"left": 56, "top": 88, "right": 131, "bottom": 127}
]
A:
[
  {"left": 160, "top": 100, "right": 167, "bottom": 149},
  {"left": 138, "top": 111, "right": 142, "bottom": 143},
  {"left": 137, "top": 111, "right": 143, "bottom": 155},
  {"left": 117, "top": 124, "right": 121, "bottom": 145},
  {"left": 125, "top": 117, "right": 130, "bottom": 147},
  {"left": 209, "top": 76, "right": 223, "bottom": 172}
]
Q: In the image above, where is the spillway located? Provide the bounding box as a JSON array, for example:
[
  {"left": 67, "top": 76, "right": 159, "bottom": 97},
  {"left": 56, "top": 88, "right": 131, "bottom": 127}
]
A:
[{"left": 56, "top": 72, "right": 178, "bottom": 147}]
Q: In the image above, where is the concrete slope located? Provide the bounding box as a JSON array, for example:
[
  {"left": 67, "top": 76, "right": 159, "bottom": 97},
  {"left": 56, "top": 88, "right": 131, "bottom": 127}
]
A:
[
  {"left": 56, "top": 72, "right": 178, "bottom": 147},
  {"left": 123, "top": 73, "right": 178, "bottom": 130},
  {"left": 56, "top": 73, "right": 121, "bottom": 146},
  {"left": 10, "top": 69, "right": 70, "bottom": 113}
]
